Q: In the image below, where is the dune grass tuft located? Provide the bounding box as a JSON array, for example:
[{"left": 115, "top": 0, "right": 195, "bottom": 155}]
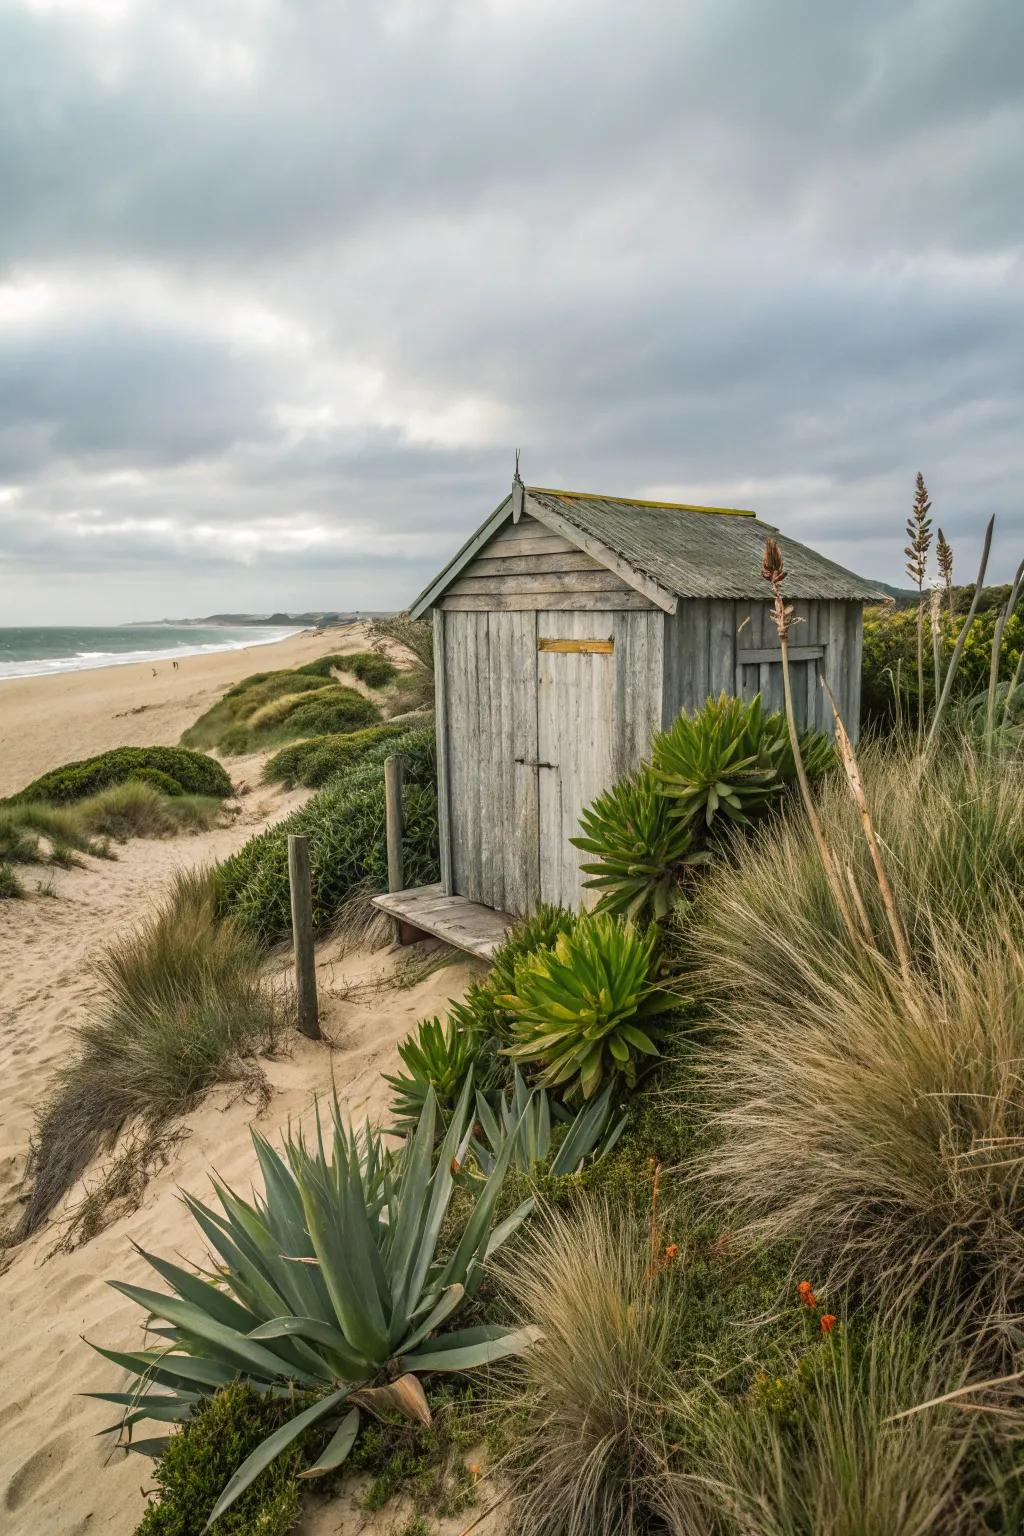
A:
[
  {"left": 687, "top": 736, "right": 1024, "bottom": 1341},
  {"left": 297, "top": 649, "right": 398, "bottom": 688},
  {"left": 15, "top": 868, "right": 284, "bottom": 1239},
  {"left": 0, "top": 860, "right": 24, "bottom": 898}
]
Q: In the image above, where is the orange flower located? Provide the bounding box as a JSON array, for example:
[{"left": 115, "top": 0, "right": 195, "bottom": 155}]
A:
[
  {"left": 797, "top": 1281, "right": 816, "bottom": 1308},
  {"left": 820, "top": 1314, "right": 837, "bottom": 1334},
  {"left": 468, "top": 1462, "right": 481, "bottom": 1477},
  {"left": 664, "top": 1243, "right": 679, "bottom": 1260}
]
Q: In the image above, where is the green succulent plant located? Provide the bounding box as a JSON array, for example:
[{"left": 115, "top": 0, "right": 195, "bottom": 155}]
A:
[
  {"left": 472, "top": 1068, "right": 627, "bottom": 1177},
  {"left": 652, "top": 692, "right": 833, "bottom": 829},
  {"left": 385, "top": 1005, "right": 501, "bottom": 1132},
  {"left": 489, "top": 904, "right": 576, "bottom": 996},
  {"left": 497, "top": 912, "right": 676, "bottom": 1098},
  {"left": 571, "top": 763, "right": 712, "bottom": 919},
  {"left": 86, "top": 1083, "right": 537, "bottom": 1528}
]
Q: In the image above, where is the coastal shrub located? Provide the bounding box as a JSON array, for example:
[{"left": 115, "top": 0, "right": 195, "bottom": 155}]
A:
[
  {"left": 298, "top": 649, "right": 398, "bottom": 688},
  {"left": 499, "top": 912, "right": 675, "bottom": 1099},
  {"left": 652, "top": 692, "right": 834, "bottom": 830},
  {"left": 134, "top": 1382, "right": 308, "bottom": 1536},
  {"left": 16, "top": 869, "right": 282, "bottom": 1239},
  {"left": 573, "top": 764, "right": 711, "bottom": 920},
  {"left": 88, "top": 1084, "right": 538, "bottom": 1528},
  {"left": 213, "top": 684, "right": 381, "bottom": 756},
  {"left": 690, "top": 738, "right": 1024, "bottom": 1337},
  {"left": 181, "top": 671, "right": 332, "bottom": 750},
  {"left": 0, "top": 861, "right": 23, "bottom": 898},
  {"left": 262, "top": 723, "right": 408, "bottom": 788},
  {"left": 9, "top": 745, "right": 232, "bottom": 806},
  {"left": 217, "top": 727, "right": 438, "bottom": 945},
  {"left": 128, "top": 766, "right": 183, "bottom": 796}
]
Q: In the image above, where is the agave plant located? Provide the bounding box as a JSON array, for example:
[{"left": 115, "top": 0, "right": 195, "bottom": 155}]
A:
[
  {"left": 489, "top": 903, "right": 576, "bottom": 997},
  {"left": 571, "top": 763, "right": 712, "bottom": 919},
  {"left": 497, "top": 912, "right": 676, "bottom": 1098},
  {"left": 472, "top": 1068, "right": 627, "bottom": 1177},
  {"left": 384, "top": 1004, "right": 496, "bottom": 1132},
  {"left": 652, "top": 692, "right": 833, "bottom": 829},
  {"left": 85, "top": 1082, "right": 537, "bottom": 1526}
]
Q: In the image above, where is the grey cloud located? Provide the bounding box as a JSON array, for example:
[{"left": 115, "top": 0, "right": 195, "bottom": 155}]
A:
[{"left": 0, "top": 0, "right": 1022, "bottom": 622}]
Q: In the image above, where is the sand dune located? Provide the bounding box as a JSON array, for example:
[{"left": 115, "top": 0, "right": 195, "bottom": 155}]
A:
[{"left": 0, "top": 643, "right": 502, "bottom": 1535}]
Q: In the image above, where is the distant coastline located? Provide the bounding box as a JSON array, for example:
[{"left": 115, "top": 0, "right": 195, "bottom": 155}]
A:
[{"left": 0, "top": 623, "right": 307, "bottom": 682}]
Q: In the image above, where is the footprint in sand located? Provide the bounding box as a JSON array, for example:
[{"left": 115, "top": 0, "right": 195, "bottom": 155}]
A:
[{"left": 4, "top": 1429, "right": 77, "bottom": 1513}]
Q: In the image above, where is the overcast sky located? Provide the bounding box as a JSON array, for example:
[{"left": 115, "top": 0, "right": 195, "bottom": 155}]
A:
[{"left": 1, "top": 0, "right": 1022, "bottom": 624}]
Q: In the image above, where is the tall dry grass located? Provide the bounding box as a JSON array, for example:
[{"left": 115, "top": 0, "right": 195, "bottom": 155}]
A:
[
  {"left": 16, "top": 869, "right": 283, "bottom": 1239},
  {"left": 687, "top": 736, "right": 1024, "bottom": 1342},
  {"left": 493, "top": 1201, "right": 675, "bottom": 1536}
]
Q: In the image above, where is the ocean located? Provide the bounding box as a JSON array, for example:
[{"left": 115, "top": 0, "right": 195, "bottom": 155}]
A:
[{"left": 0, "top": 624, "right": 303, "bottom": 681}]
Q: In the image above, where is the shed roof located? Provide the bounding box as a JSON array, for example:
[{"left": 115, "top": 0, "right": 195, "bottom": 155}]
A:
[{"left": 410, "top": 485, "right": 886, "bottom": 616}]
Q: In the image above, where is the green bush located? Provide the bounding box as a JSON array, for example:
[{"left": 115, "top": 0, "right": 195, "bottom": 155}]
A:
[
  {"left": 498, "top": 912, "right": 675, "bottom": 1098},
  {"left": 572, "top": 764, "right": 711, "bottom": 920},
  {"left": 89, "top": 1084, "right": 538, "bottom": 1528},
  {"left": 0, "top": 861, "right": 23, "bottom": 898},
  {"left": 262, "top": 723, "right": 409, "bottom": 788},
  {"left": 298, "top": 650, "right": 398, "bottom": 688},
  {"left": 270, "top": 686, "right": 379, "bottom": 739},
  {"left": 217, "top": 727, "right": 438, "bottom": 945},
  {"left": 182, "top": 671, "right": 332, "bottom": 750},
  {"left": 129, "top": 767, "right": 183, "bottom": 796},
  {"left": 9, "top": 746, "right": 232, "bottom": 806},
  {"left": 135, "top": 1382, "right": 309, "bottom": 1536}
]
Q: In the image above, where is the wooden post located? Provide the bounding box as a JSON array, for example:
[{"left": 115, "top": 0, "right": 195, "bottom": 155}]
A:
[
  {"left": 384, "top": 755, "right": 404, "bottom": 896},
  {"left": 287, "top": 834, "right": 321, "bottom": 1039},
  {"left": 384, "top": 754, "right": 424, "bottom": 945}
]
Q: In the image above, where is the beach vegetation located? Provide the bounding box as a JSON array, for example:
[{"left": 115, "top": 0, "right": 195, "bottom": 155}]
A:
[
  {"left": 90, "top": 1082, "right": 538, "bottom": 1527},
  {"left": 384, "top": 1006, "right": 497, "bottom": 1132},
  {"left": 498, "top": 911, "right": 675, "bottom": 1098},
  {"left": 216, "top": 725, "right": 438, "bottom": 945},
  {"left": 16, "top": 869, "right": 283, "bottom": 1239},
  {"left": 7, "top": 745, "right": 232, "bottom": 806},
  {"left": 0, "top": 783, "right": 225, "bottom": 868},
  {"left": 297, "top": 649, "right": 399, "bottom": 687},
  {"left": 471, "top": 1069, "right": 627, "bottom": 1178},
  {"left": 261, "top": 722, "right": 411, "bottom": 788},
  {"left": 0, "top": 860, "right": 23, "bottom": 898}
]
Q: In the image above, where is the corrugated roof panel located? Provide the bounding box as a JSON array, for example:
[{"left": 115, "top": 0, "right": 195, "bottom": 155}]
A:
[{"left": 526, "top": 489, "right": 886, "bottom": 603}]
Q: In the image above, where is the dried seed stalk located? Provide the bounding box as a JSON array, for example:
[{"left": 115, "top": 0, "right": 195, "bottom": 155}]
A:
[
  {"left": 761, "top": 538, "right": 860, "bottom": 949},
  {"left": 823, "top": 679, "right": 912, "bottom": 979}
]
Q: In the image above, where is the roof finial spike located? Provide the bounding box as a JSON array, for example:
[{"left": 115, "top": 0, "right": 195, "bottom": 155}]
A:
[{"left": 512, "top": 450, "right": 525, "bottom": 522}]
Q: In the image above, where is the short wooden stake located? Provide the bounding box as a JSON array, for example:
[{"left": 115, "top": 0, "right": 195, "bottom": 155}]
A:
[
  {"left": 384, "top": 754, "right": 423, "bottom": 945},
  {"left": 287, "top": 833, "right": 321, "bottom": 1039},
  {"left": 384, "top": 755, "right": 404, "bottom": 896}
]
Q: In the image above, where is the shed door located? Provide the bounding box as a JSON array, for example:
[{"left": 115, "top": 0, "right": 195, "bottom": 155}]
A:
[
  {"left": 444, "top": 610, "right": 541, "bottom": 916},
  {"left": 536, "top": 612, "right": 616, "bottom": 910}
]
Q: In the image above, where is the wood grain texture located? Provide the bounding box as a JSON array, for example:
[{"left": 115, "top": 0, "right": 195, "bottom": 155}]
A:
[
  {"left": 448, "top": 570, "right": 632, "bottom": 596},
  {"left": 432, "top": 609, "right": 452, "bottom": 893},
  {"left": 439, "top": 590, "right": 656, "bottom": 611}
]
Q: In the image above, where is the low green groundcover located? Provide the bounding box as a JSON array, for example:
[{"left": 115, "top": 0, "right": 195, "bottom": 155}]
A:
[{"left": 8, "top": 746, "right": 232, "bottom": 806}]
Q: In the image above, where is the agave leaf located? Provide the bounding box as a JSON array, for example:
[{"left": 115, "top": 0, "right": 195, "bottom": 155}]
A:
[
  {"left": 297, "top": 1406, "right": 361, "bottom": 1479},
  {"left": 108, "top": 1282, "right": 326, "bottom": 1386},
  {"left": 87, "top": 1341, "right": 237, "bottom": 1395},
  {"left": 246, "top": 1316, "right": 371, "bottom": 1379},
  {"left": 352, "top": 1372, "right": 432, "bottom": 1426},
  {"left": 204, "top": 1385, "right": 352, "bottom": 1529},
  {"left": 131, "top": 1244, "right": 259, "bottom": 1336},
  {"left": 398, "top": 1284, "right": 466, "bottom": 1354},
  {"left": 401, "top": 1324, "right": 542, "bottom": 1375}
]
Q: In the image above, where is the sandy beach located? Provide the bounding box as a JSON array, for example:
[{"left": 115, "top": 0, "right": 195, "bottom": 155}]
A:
[
  {"left": 0, "top": 626, "right": 368, "bottom": 799},
  {"left": 0, "top": 636, "right": 500, "bottom": 1536}
]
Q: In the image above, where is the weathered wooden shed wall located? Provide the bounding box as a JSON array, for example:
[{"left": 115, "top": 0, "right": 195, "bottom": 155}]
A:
[{"left": 662, "top": 596, "right": 863, "bottom": 734}]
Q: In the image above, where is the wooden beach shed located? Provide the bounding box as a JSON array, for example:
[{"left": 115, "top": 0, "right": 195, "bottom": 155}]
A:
[{"left": 375, "top": 480, "right": 882, "bottom": 950}]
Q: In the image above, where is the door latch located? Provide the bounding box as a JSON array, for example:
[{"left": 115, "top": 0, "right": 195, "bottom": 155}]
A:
[{"left": 514, "top": 757, "right": 557, "bottom": 769}]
